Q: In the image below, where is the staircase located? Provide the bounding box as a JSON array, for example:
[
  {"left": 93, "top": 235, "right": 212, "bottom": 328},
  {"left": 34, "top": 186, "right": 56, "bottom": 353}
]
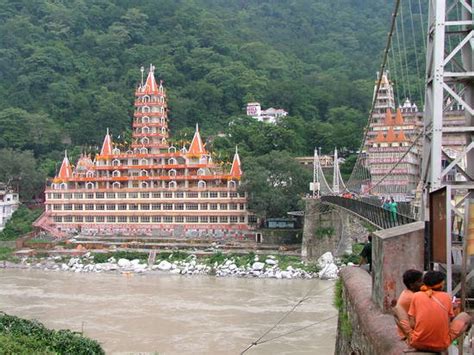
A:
[{"left": 33, "top": 212, "right": 66, "bottom": 238}]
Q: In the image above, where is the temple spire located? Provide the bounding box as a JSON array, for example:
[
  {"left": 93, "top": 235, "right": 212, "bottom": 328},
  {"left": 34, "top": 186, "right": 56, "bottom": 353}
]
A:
[
  {"left": 187, "top": 123, "right": 206, "bottom": 157},
  {"left": 143, "top": 64, "right": 158, "bottom": 94},
  {"left": 56, "top": 150, "right": 73, "bottom": 181},
  {"left": 230, "top": 146, "right": 242, "bottom": 179},
  {"left": 100, "top": 129, "right": 113, "bottom": 156}
]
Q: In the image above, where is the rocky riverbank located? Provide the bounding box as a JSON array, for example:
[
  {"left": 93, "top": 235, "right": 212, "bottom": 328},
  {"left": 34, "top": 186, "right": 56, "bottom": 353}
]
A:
[{"left": 1, "top": 251, "right": 342, "bottom": 280}]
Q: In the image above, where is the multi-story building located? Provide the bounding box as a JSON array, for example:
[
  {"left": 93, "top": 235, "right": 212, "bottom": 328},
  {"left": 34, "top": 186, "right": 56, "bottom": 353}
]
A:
[
  {"left": 0, "top": 184, "right": 19, "bottom": 231},
  {"left": 35, "top": 66, "right": 254, "bottom": 238},
  {"left": 365, "top": 72, "right": 422, "bottom": 201}
]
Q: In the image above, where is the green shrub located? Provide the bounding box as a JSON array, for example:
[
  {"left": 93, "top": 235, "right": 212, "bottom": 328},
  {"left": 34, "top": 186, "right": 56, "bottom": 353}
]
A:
[
  {"left": 0, "top": 312, "right": 104, "bottom": 354},
  {"left": 0, "top": 206, "right": 44, "bottom": 241}
]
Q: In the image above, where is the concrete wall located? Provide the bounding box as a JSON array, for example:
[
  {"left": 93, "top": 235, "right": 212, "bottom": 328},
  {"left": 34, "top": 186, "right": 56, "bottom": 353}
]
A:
[
  {"left": 335, "top": 267, "right": 407, "bottom": 355},
  {"left": 372, "top": 222, "right": 425, "bottom": 313}
]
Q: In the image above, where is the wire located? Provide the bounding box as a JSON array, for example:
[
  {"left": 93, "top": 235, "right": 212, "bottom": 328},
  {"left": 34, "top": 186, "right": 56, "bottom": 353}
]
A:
[
  {"left": 417, "top": 0, "right": 426, "bottom": 52},
  {"left": 399, "top": 2, "right": 413, "bottom": 100},
  {"left": 256, "top": 315, "right": 339, "bottom": 346},
  {"left": 346, "top": 0, "right": 401, "bottom": 189},
  {"left": 408, "top": 0, "right": 424, "bottom": 107},
  {"left": 240, "top": 284, "right": 335, "bottom": 354}
]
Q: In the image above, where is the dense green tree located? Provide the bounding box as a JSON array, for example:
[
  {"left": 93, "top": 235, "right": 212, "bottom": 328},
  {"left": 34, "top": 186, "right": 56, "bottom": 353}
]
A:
[
  {"left": 0, "top": 149, "right": 46, "bottom": 200},
  {"left": 240, "top": 151, "right": 312, "bottom": 218}
]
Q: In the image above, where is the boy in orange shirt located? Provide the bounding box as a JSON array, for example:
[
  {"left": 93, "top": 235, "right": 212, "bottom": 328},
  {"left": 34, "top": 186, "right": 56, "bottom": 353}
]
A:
[
  {"left": 394, "top": 269, "right": 423, "bottom": 339},
  {"left": 395, "top": 271, "right": 472, "bottom": 352}
]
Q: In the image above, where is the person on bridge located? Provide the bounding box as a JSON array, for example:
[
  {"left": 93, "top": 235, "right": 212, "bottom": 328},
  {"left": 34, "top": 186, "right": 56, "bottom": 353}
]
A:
[
  {"left": 394, "top": 271, "right": 472, "bottom": 352},
  {"left": 393, "top": 269, "right": 423, "bottom": 340},
  {"left": 358, "top": 235, "right": 372, "bottom": 272},
  {"left": 389, "top": 197, "right": 398, "bottom": 223}
]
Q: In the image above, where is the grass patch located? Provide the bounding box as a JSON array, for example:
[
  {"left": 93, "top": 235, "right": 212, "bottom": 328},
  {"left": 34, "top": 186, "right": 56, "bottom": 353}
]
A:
[
  {"left": 333, "top": 278, "right": 352, "bottom": 337},
  {"left": 0, "top": 247, "right": 18, "bottom": 262},
  {"left": 0, "top": 312, "right": 104, "bottom": 354},
  {"left": 340, "top": 243, "right": 364, "bottom": 265}
]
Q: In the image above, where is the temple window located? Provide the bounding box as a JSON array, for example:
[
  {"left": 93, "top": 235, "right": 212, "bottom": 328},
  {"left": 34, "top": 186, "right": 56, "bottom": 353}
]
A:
[
  {"left": 112, "top": 159, "right": 120, "bottom": 166},
  {"left": 168, "top": 158, "right": 177, "bottom": 165},
  {"left": 112, "top": 182, "right": 121, "bottom": 189},
  {"left": 198, "top": 180, "right": 206, "bottom": 189},
  {"left": 86, "top": 182, "right": 94, "bottom": 189},
  {"left": 197, "top": 168, "right": 206, "bottom": 176},
  {"left": 228, "top": 180, "right": 237, "bottom": 189},
  {"left": 168, "top": 181, "right": 177, "bottom": 189},
  {"left": 112, "top": 148, "right": 120, "bottom": 155},
  {"left": 112, "top": 170, "right": 121, "bottom": 177},
  {"left": 169, "top": 169, "right": 177, "bottom": 177}
]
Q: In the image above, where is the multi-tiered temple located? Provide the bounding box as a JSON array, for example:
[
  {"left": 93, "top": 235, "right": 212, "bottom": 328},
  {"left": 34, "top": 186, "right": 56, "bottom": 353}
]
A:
[{"left": 36, "top": 66, "right": 254, "bottom": 238}]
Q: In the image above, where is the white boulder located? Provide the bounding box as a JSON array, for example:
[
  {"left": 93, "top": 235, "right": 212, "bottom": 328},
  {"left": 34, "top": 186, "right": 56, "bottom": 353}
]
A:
[
  {"left": 117, "top": 258, "right": 131, "bottom": 268},
  {"left": 265, "top": 259, "right": 277, "bottom": 265},
  {"left": 252, "top": 262, "right": 265, "bottom": 271},
  {"left": 317, "top": 252, "right": 334, "bottom": 268},
  {"left": 157, "top": 260, "right": 172, "bottom": 271},
  {"left": 318, "top": 263, "right": 339, "bottom": 280}
]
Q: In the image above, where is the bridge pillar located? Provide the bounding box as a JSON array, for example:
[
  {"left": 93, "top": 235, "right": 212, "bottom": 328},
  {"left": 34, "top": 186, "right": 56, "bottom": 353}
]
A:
[{"left": 302, "top": 199, "right": 366, "bottom": 261}]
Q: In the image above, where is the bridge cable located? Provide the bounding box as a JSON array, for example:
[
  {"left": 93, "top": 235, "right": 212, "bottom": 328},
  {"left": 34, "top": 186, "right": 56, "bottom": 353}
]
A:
[
  {"left": 417, "top": 0, "right": 426, "bottom": 52},
  {"left": 407, "top": 0, "right": 425, "bottom": 107},
  {"left": 254, "top": 315, "right": 339, "bottom": 346},
  {"left": 240, "top": 284, "right": 334, "bottom": 354},
  {"left": 394, "top": 13, "right": 409, "bottom": 99},
  {"left": 346, "top": 0, "right": 401, "bottom": 191},
  {"left": 399, "top": 2, "right": 413, "bottom": 101}
]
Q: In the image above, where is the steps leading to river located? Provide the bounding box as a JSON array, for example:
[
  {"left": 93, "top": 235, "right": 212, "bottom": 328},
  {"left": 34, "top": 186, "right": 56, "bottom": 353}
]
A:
[{"left": 68, "top": 234, "right": 300, "bottom": 256}]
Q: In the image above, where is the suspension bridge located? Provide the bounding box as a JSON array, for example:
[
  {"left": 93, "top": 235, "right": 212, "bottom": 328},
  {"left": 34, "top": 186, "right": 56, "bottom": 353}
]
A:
[{"left": 307, "top": 0, "right": 473, "bottom": 295}]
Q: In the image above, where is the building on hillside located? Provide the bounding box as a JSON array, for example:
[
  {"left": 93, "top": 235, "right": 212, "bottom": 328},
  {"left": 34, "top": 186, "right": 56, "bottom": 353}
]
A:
[
  {"left": 246, "top": 102, "right": 288, "bottom": 124},
  {"left": 35, "top": 65, "right": 255, "bottom": 239},
  {"left": 0, "top": 184, "right": 19, "bottom": 231}
]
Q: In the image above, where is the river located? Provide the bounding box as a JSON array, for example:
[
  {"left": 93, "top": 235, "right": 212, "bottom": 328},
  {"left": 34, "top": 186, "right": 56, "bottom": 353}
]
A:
[{"left": 0, "top": 269, "right": 337, "bottom": 354}]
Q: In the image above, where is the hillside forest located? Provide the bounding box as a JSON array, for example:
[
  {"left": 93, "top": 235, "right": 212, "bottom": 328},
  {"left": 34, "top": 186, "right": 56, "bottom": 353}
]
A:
[{"left": 0, "top": 0, "right": 426, "bottom": 217}]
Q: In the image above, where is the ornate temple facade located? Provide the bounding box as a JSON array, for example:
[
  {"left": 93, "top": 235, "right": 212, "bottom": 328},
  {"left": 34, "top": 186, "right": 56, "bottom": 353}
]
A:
[
  {"left": 366, "top": 72, "right": 422, "bottom": 201},
  {"left": 35, "top": 66, "right": 254, "bottom": 238}
]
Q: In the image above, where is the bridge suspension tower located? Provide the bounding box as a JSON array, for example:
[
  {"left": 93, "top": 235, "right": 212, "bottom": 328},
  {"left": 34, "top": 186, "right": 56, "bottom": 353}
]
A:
[{"left": 422, "top": 0, "right": 473, "bottom": 294}]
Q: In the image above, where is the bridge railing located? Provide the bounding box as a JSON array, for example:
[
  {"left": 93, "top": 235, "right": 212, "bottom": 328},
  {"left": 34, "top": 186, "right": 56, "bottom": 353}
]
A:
[{"left": 321, "top": 196, "right": 416, "bottom": 229}]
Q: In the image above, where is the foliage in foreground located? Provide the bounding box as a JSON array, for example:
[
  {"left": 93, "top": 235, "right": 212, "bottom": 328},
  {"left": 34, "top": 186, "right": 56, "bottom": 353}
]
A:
[
  {"left": 0, "top": 312, "right": 104, "bottom": 355},
  {"left": 0, "top": 206, "right": 43, "bottom": 241}
]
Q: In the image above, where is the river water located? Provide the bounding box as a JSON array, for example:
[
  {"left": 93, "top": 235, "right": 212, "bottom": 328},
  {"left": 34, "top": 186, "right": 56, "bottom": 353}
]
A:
[{"left": 0, "top": 269, "right": 337, "bottom": 354}]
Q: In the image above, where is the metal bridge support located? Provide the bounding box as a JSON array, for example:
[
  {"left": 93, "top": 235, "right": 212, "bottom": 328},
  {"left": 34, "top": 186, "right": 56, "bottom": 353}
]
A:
[{"left": 422, "top": 0, "right": 473, "bottom": 295}]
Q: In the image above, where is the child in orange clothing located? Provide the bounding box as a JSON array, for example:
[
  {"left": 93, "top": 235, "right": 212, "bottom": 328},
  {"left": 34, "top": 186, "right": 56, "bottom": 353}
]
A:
[
  {"left": 393, "top": 269, "right": 423, "bottom": 339},
  {"left": 395, "top": 271, "right": 472, "bottom": 352}
]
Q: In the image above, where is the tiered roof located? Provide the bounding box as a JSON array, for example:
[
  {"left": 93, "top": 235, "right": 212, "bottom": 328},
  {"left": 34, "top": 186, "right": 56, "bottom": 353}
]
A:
[{"left": 52, "top": 65, "right": 242, "bottom": 183}]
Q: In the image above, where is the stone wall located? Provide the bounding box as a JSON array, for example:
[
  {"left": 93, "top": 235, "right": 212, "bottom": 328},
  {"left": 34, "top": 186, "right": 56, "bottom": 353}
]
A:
[
  {"left": 302, "top": 199, "right": 369, "bottom": 261},
  {"left": 256, "top": 229, "right": 302, "bottom": 245},
  {"left": 335, "top": 267, "right": 407, "bottom": 355},
  {"left": 372, "top": 222, "right": 425, "bottom": 313}
]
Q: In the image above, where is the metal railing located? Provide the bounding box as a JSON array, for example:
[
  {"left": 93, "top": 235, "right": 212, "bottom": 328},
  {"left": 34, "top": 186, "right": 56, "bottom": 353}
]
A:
[{"left": 321, "top": 196, "right": 416, "bottom": 229}]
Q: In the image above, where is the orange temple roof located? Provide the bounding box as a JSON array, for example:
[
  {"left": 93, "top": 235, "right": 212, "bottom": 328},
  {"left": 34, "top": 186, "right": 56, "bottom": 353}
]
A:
[
  {"left": 229, "top": 147, "right": 242, "bottom": 179},
  {"left": 100, "top": 129, "right": 113, "bottom": 156},
  {"left": 187, "top": 124, "right": 207, "bottom": 157},
  {"left": 55, "top": 152, "right": 73, "bottom": 181}
]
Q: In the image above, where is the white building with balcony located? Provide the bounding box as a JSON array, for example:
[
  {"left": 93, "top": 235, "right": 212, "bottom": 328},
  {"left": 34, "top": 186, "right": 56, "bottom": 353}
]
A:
[
  {"left": 246, "top": 102, "right": 288, "bottom": 124},
  {"left": 0, "top": 186, "right": 19, "bottom": 231}
]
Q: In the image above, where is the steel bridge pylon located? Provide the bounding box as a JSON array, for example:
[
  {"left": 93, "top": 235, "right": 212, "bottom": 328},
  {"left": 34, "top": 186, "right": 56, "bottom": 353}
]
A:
[{"left": 422, "top": 0, "right": 473, "bottom": 295}]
